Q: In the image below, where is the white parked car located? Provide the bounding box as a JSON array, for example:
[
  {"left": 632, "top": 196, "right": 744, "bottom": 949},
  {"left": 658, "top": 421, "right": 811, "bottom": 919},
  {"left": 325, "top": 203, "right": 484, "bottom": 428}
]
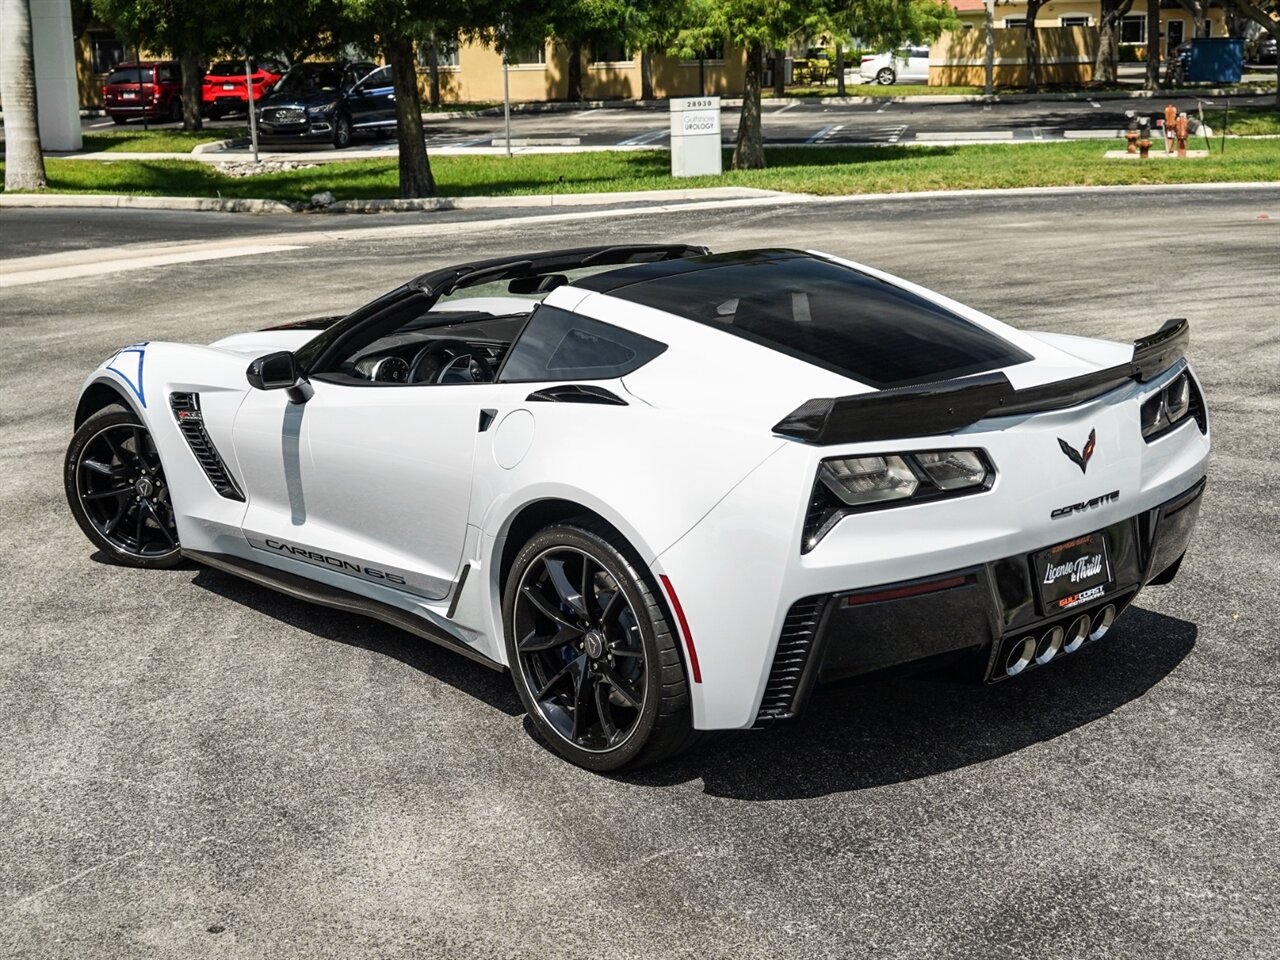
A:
[
  {"left": 65, "top": 245, "right": 1209, "bottom": 771},
  {"left": 860, "top": 47, "right": 931, "bottom": 84}
]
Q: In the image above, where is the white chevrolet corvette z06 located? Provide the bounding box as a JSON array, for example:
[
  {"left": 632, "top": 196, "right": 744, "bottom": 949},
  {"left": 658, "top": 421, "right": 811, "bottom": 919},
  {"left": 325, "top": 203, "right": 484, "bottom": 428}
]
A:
[{"left": 65, "top": 245, "right": 1209, "bottom": 770}]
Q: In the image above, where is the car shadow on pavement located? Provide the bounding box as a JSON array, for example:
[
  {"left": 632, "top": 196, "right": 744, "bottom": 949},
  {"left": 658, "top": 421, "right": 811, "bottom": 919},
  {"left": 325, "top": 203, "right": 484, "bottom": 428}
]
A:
[
  {"left": 624, "top": 605, "right": 1196, "bottom": 801},
  {"left": 190, "top": 567, "right": 523, "bottom": 717}
]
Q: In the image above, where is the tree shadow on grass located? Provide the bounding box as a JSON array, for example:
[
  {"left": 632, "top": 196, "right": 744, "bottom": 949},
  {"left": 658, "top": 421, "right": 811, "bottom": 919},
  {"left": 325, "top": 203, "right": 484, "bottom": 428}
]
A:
[
  {"left": 189, "top": 566, "right": 522, "bottom": 717},
  {"left": 621, "top": 605, "right": 1196, "bottom": 801}
]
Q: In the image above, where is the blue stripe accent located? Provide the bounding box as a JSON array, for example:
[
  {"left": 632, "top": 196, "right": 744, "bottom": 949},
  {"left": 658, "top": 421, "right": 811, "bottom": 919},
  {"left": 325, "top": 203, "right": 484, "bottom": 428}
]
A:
[{"left": 106, "top": 342, "right": 148, "bottom": 408}]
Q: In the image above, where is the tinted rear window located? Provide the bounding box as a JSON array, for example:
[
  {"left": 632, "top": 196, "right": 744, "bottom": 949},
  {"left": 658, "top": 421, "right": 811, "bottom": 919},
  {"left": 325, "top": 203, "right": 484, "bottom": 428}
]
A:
[
  {"left": 209, "top": 62, "right": 248, "bottom": 76},
  {"left": 107, "top": 68, "right": 152, "bottom": 84},
  {"left": 601, "top": 254, "right": 1032, "bottom": 389}
]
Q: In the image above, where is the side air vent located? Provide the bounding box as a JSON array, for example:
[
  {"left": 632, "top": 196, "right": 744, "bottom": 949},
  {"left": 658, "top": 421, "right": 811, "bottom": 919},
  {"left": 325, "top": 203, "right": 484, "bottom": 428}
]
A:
[
  {"left": 754, "top": 596, "right": 827, "bottom": 726},
  {"left": 169, "top": 393, "right": 245, "bottom": 501}
]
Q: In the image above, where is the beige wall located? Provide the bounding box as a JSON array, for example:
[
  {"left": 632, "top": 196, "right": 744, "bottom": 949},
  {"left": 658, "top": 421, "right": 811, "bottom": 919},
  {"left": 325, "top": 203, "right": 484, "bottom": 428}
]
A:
[
  {"left": 422, "top": 40, "right": 747, "bottom": 104},
  {"left": 931, "top": 25, "right": 1099, "bottom": 85}
]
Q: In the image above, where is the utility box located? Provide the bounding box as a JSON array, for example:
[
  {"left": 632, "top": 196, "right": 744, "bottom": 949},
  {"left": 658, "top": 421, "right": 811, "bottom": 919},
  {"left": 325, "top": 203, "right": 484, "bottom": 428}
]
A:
[
  {"left": 670, "top": 96, "right": 722, "bottom": 178},
  {"left": 1186, "top": 38, "right": 1244, "bottom": 84}
]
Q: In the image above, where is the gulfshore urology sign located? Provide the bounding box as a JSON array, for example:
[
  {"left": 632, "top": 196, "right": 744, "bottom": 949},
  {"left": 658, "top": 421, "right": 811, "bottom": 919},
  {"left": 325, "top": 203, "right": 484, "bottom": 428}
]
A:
[{"left": 670, "top": 97, "right": 722, "bottom": 177}]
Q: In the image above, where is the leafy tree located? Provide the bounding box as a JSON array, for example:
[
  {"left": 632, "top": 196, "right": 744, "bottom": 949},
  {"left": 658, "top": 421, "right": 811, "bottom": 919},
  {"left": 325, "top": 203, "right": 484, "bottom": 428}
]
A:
[
  {"left": 1219, "top": 0, "right": 1280, "bottom": 106},
  {"left": 675, "top": 0, "right": 816, "bottom": 170},
  {"left": 1, "top": 0, "right": 48, "bottom": 190}
]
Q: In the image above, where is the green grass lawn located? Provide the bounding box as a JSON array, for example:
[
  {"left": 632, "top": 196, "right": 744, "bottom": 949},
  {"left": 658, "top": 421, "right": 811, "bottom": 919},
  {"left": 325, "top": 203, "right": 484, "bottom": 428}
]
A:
[
  {"left": 1201, "top": 105, "right": 1280, "bottom": 137},
  {"left": 3, "top": 140, "right": 1277, "bottom": 204},
  {"left": 71, "top": 128, "right": 247, "bottom": 153}
]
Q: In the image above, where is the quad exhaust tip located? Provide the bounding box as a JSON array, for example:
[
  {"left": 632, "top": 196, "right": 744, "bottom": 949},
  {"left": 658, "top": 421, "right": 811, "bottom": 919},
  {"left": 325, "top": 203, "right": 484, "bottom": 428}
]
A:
[
  {"left": 1002, "top": 602, "right": 1121, "bottom": 678},
  {"left": 1063, "top": 614, "right": 1091, "bottom": 654},
  {"left": 1089, "top": 604, "right": 1117, "bottom": 642},
  {"left": 1005, "top": 636, "right": 1037, "bottom": 677},
  {"left": 1035, "top": 625, "right": 1065, "bottom": 666}
]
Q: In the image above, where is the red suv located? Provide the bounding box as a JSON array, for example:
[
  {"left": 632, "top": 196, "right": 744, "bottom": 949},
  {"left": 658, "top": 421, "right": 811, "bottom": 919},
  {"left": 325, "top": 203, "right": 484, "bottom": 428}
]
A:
[
  {"left": 202, "top": 59, "right": 287, "bottom": 119},
  {"left": 103, "top": 61, "right": 184, "bottom": 124}
]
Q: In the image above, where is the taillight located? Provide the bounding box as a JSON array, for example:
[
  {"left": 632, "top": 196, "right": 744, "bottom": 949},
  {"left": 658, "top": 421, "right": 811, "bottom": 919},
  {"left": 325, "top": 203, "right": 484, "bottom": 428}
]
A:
[{"left": 861, "top": 56, "right": 875, "bottom": 63}]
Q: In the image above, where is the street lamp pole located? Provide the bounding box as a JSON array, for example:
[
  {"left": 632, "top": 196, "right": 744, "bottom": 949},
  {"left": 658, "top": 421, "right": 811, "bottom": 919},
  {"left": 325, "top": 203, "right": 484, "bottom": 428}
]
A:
[{"left": 245, "top": 53, "right": 260, "bottom": 162}]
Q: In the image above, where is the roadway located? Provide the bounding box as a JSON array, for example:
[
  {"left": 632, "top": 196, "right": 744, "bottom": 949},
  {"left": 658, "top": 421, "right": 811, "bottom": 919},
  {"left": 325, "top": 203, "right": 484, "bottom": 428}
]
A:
[
  {"left": 29, "top": 91, "right": 1275, "bottom": 155},
  {"left": 1, "top": 185, "right": 1278, "bottom": 959}
]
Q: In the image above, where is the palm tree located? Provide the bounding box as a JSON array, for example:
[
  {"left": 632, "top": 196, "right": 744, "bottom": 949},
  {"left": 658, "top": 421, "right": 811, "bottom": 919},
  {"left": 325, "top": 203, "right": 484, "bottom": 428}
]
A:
[{"left": 1, "top": 0, "right": 49, "bottom": 191}]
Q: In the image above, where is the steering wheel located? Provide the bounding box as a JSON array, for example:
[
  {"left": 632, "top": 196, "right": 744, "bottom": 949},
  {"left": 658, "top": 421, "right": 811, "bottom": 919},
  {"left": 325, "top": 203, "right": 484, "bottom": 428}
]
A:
[{"left": 408, "top": 339, "right": 495, "bottom": 384}]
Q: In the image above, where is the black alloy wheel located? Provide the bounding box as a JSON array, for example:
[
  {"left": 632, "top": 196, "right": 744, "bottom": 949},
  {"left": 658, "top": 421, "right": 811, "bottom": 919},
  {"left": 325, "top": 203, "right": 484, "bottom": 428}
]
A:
[
  {"left": 503, "top": 520, "right": 698, "bottom": 771},
  {"left": 64, "top": 407, "right": 182, "bottom": 568},
  {"left": 333, "top": 113, "right": 352, "bottom": 149}
]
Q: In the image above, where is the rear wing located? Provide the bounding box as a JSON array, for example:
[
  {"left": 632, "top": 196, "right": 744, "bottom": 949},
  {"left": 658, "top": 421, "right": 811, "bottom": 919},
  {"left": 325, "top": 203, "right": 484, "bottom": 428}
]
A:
[{"left": 772, "top": 318, "right": 1189, "bottom": 445}]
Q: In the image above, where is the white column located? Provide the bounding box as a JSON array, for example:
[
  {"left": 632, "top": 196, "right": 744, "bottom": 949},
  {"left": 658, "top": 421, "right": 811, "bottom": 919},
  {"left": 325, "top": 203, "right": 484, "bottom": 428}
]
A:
[{"left": 30, "top": 0, "right": 82, "bottom": 151}]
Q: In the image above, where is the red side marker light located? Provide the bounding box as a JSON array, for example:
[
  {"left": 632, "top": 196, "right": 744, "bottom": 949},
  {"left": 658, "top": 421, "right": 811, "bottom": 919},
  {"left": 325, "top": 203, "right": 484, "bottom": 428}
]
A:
[{"left": 659, "top": 574, "right": 702, "bottom": 684}]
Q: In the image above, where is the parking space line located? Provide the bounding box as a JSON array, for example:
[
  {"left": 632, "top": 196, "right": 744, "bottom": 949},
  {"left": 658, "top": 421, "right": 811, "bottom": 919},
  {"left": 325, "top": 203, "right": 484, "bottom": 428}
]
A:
[
  {"left": 618, "top": 129, "right": 668, "bottom": 146},
  {"left": 888, "top": 124, "right": 908, "bottom": 143},
  {"left": 806, "top": 124, "right": 846, "bottom": 143},
  {"left": 773, "top": 101, "right": 799, "bottom": 113},
  {"left": 1090, "top": 100, "right": 1102, "bottom": 108},
  {"left": 876, "top": 101, "right": 891, "bottom": 114},
  {"left": 1033, "top": 127, "right": 1044, "bottom": 141}
]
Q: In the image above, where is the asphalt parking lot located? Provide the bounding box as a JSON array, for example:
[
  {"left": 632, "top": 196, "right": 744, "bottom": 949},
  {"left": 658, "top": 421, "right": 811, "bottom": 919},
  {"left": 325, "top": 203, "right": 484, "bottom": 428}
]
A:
[{"left": 1, "top": 185, "right": 1278, "bottom": 958}]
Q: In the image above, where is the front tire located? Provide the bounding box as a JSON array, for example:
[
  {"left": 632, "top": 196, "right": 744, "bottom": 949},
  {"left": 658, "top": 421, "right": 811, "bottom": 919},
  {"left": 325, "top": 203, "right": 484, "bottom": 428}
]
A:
[
  {"left": 503, "top": 519, "right": 696, "bottom": 771},
  {"left": 64, "top": 406, "right": 182, "bottom": 568},
  {"left": 876, "top": 68, "right": 895, "bottom": 85}
]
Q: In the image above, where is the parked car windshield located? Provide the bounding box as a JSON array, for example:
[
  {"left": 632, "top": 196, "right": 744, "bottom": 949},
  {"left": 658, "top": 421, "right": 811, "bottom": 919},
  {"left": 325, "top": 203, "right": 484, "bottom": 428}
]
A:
[
  {"left": 274, "top": 64, "right": 344, "bottom": 95},
  {"left": 107, "top": 67, "right": 152, "bottom": 84}
]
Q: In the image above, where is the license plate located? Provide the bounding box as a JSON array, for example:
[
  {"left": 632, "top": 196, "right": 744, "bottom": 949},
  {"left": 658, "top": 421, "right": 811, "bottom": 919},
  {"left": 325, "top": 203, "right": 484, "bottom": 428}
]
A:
[
  {"left": 121, "top": 92, "right": 136, "bottom": 99},
  {"left": 1034, "top": 531, "right": 1112, "bottom": 611},
  {"left": 222, "top": 83, "right": 235, "bottom": 90}
]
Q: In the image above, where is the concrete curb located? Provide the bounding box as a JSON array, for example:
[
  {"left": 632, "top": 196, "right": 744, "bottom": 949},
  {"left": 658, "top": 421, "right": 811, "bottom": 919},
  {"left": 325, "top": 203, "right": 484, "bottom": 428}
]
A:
[
  {"left": 3, "top": 182, "right": 1275, "bottom": 217},
  {"left": 0, "top": 193, "right": 296, "bottom": 213},
  {"left": 329, "top": 187, "right": 788, "bottom": 213}
]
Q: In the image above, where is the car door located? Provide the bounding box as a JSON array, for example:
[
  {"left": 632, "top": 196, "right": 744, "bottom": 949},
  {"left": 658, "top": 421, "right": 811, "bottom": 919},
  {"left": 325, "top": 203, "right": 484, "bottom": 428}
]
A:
[
  {"left": 232, "top": 365, "right": 486, "bottom": 602},
  {"left": 906, "top": 48, "right": 930, "bottom": 81},
  {"left": 347, "top": 65, "right": 395, "bottom": 131}
]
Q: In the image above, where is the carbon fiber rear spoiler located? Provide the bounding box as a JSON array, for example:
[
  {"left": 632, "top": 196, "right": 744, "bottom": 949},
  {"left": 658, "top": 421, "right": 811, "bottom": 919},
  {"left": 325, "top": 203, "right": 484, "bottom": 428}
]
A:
[{"left": 773, "top": 318, "right": 1189, "bottom": 444}]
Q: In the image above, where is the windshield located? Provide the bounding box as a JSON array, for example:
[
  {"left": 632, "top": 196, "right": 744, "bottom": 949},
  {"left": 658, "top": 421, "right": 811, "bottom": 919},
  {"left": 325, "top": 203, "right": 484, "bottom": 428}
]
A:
[
  {"left": 274, "top": 64, "right": 343, "bottom": 96},
  {"left": 107, "top": 68, "right": 152, "bottom": 85}
]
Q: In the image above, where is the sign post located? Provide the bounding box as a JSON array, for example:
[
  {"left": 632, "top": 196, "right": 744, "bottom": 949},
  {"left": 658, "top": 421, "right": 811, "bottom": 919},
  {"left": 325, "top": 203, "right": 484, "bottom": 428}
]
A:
[{"left": 669, "top": 96, "right": 722, "bottom": 178}]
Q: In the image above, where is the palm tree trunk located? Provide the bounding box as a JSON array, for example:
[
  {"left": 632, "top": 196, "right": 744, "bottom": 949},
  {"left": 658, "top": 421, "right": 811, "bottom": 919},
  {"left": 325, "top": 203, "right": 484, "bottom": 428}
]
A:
[
  {"left": 179, "top": 48, "right": 204, "bottom": 131},
  {"left": 835, "top": 44, "right": 846, "bottom": 97},
  {"left": 567, "top": 40, "right": 583, "bottom": 101},
  {"left": 641, "top": 48, "right": 654, "bottom": 100},
  {"left": 0, "top": 0, "right": 48, "bottom": 190},
  {"left": 1145, "top": 0, "right": 1161, "bottom": 90}
]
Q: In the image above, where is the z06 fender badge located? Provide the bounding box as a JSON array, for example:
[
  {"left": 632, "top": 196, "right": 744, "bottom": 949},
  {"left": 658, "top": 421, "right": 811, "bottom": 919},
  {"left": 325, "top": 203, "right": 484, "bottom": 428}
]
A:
[{"left": 1058, "top": 428, "right": 1097, "bottom": 474}]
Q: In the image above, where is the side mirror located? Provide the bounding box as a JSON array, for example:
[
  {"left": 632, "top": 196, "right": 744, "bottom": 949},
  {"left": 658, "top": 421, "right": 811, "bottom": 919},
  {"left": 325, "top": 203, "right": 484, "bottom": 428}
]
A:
[{"left": 246, "top": 351, "right": 313, "bottom": 403}]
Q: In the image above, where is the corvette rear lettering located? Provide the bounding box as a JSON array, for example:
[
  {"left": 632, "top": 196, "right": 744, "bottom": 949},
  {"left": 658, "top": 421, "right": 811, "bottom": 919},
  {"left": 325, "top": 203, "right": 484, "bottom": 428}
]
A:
[{"left": 1051, "top": 490, "right": 1120, "bottom": 519}]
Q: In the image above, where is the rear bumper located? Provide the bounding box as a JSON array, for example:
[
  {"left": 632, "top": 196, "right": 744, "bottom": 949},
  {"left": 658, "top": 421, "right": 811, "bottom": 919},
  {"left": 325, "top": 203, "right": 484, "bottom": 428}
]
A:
[{"left": 754, "top": 477, "right": 1205, "bottom": 725}]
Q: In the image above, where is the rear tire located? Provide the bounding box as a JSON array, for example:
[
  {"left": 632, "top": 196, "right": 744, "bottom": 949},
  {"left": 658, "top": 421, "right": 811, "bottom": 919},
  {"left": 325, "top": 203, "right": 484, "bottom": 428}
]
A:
[
  {"left": 333, "top": 113, "right": 352, "bottom": 149},
  {"left": 876, "top": 68, "right": 895, "bottom": 85},
  {"left": 168, "top": 99, "right": 183, "bottom": 123},
  {"left": 64, "top": 406, "right": 182, "bottom": 569},
  {"left": 111, "top": 115, "right": 128, "bottom": 125},
  {"left": 503, "top": 518, "right": 698, "bottom": 771}
]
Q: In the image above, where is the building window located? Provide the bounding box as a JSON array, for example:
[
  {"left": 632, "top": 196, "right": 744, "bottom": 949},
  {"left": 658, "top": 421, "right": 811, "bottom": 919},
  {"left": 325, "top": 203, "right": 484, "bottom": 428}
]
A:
[
  {"left": 1120, "top": 16, "right": 1147, "bottom": 43},
  {"left": 1004, "top": 18, "right": 1027, "bottom": 28},
  {"left": 89, "top": 32, "right": 126, "bottom": 74},
  {"left": 1060, "top": 16, "right": 1091, "bottom": 27},
  {"left": 418, "top": 37, "right": 460, "bottom": 68},
  {"left": 507, "top": 43, "right": 547, "bottom": 65},
  {"left": 590, "top": 39, "right": 631, "bottom": 63}
]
